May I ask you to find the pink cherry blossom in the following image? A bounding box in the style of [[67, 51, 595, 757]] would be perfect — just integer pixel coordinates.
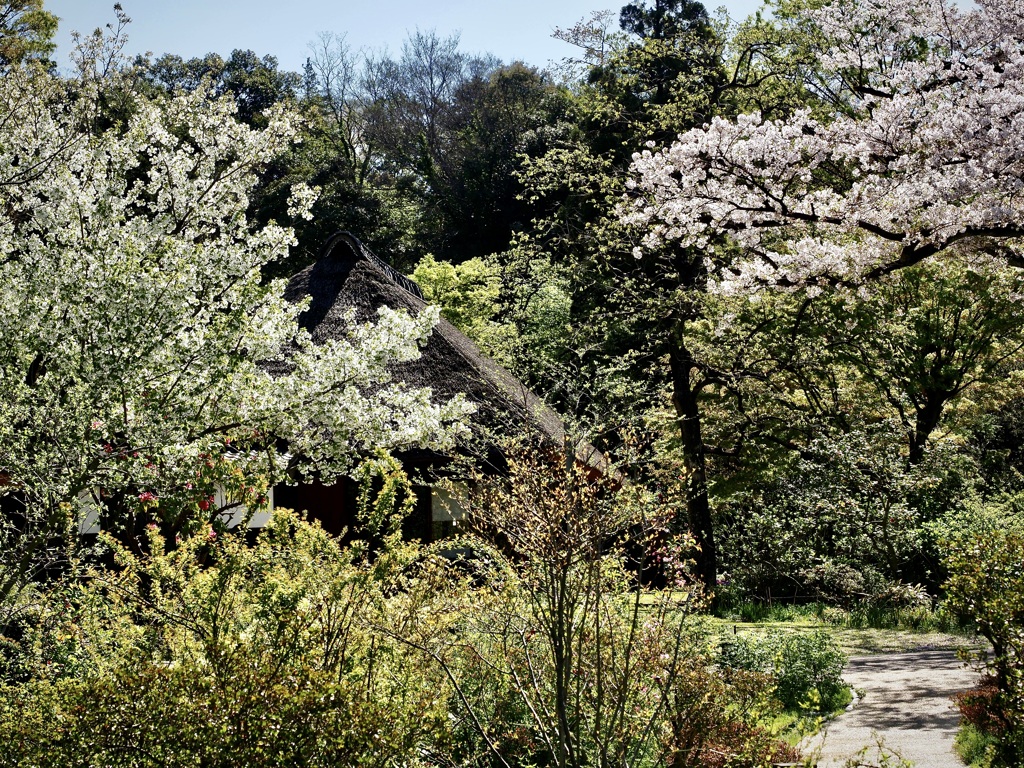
[[622, 0, 1024, 294]]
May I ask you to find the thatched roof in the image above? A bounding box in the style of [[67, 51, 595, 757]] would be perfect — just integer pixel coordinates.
[[283, 232, 583, 467]]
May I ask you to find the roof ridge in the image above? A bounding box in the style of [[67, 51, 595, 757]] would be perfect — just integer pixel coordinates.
[[322, 231, 424, 301], [323, 233, 561, 440]]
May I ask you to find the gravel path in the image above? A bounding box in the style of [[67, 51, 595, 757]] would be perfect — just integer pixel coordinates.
[[802, 649, 983, 767]]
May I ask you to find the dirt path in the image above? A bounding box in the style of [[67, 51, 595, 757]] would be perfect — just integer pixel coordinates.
[[802, 649, 982, 767]]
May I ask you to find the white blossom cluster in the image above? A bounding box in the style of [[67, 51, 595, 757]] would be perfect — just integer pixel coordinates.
[[0, 65, 471, 529], [621, 0, 1024, 294]]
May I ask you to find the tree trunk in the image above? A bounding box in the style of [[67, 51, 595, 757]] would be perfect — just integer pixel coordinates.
[[668, 338, 717, 594], [909, 393, 947, 465]]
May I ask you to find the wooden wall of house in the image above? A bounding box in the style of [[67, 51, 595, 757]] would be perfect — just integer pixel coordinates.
[[273, 478, 356, 537], [273, 477, 436, 543]]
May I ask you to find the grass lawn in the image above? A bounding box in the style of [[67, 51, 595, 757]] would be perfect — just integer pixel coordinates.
[[712, 618, 977, 656], [707, 599, 982, 656]]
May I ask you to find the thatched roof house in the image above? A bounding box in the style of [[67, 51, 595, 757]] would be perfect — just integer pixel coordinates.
[[284, 231, 565, 453], [273, 232, 591, 541]]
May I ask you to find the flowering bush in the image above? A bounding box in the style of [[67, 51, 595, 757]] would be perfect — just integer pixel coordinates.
[[0, 36, 471, 609]]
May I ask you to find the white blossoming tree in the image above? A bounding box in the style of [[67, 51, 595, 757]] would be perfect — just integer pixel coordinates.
[[0, 54, 470, 604], [623, 0, 1024, 293]]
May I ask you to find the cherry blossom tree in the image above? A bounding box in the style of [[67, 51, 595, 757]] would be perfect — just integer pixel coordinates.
[[0, 55, 470, 604], [623, 0, 1024, 295], [615, 0, 1024, 591]]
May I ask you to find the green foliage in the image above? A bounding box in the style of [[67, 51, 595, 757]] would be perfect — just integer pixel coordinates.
[[717, 600, 825, 624], [841, 595, 963, 633], [954, 679, 1004, 768], [0, 0, 56, 69], [706, 270, 1021, 597], [591, 0, 728, 150], [410, 447, 806, 768], [411, 254, 510, 351], [717, 421, 981, 601], [139, 48, 302, 126], [0, 509, 455, 767], [353, 449, 417, 537], [0, 35, 470, 604], [955, 721, 997, 768], [715, 597, 963, 633], [410, 252, 572, 385], [505, 0, 848, 591], [663, 660, 802, 767], [719, 629, 848, 711], [0, 664, 426, 768], [943, 525, 1024, 766], [970, 398, 1024, 497], [450, 449, 696, 768], [8, 2, 1024, 762], [360, 36, 565, 266], [1, 456, 817, 768], [827, 262, 1024, 465]]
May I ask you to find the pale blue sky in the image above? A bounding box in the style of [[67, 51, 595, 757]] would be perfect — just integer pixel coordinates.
[[47, 0, 766, 74]]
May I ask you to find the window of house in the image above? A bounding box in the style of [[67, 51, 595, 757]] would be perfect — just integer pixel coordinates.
[[77, 490, 101, 535], [216, 485, 274, 529], [431, 484, 468, 542]]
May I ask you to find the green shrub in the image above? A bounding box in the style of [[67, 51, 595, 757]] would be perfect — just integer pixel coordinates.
[[664, 662, 801, 768], [944, 526, 1024, 767], [433, 448, 807, 768], [0, 509, 457, 768], [716, 599, 825, 624], [0, 662, 435, 768], [952, 678, 1002, 766], [956, 721, 998, 768], [775, 630, 848, 710], [0, 453, 821, 768], [719, 629, 848, 711]]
